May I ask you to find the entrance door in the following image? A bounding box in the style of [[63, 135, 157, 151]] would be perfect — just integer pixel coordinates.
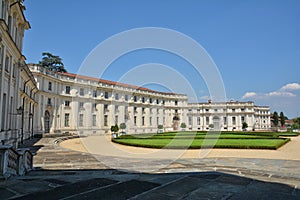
[[44, 111, 50, 133]]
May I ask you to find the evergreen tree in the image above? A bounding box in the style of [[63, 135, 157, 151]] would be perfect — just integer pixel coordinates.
[[280, 112, 285, 127], [39, 52, 67, 72], [273, 112, 279, 127]]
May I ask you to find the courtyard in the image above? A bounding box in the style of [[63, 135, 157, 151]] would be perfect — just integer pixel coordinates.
[[0, 134, 299, 199]]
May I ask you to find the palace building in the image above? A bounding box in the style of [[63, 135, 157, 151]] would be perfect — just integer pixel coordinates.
[[0, 0, 37, 147], [28, 64, 271, 136], [0, 0, 271, 148]]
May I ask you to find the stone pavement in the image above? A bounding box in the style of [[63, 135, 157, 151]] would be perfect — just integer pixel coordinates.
[[0, 137, 299, 199]]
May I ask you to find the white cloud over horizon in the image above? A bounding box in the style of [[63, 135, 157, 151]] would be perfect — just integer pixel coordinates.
[[241, 83, 300, 118], [280, 83, 300, 91]]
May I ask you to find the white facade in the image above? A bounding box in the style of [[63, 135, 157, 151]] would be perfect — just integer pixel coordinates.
[[29, 64, 188, 135], [0, 0, 37, 147], [187, 101, 271, 131], [29, 64, 271, 135]]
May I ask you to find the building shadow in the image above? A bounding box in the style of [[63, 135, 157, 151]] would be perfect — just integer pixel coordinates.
[[1, 169, 299, 200]]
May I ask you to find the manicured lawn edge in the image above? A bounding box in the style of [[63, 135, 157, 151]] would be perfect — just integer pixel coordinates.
[[112, 138, 290, 150]]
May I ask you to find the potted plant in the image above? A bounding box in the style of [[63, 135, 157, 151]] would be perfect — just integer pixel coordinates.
[[180, 122, 187, 131], [120, 123, 126, 135]]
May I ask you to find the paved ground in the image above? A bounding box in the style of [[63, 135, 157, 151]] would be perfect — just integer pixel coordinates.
[[0, 136, 300, 199], [60, 135, 300, 160]]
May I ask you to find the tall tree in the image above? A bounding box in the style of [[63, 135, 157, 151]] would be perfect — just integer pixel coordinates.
[[39, 52, 67, 72], [280, 112, 285, 127], [273, 112, 279, 127]]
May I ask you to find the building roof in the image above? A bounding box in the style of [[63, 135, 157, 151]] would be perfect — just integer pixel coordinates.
[[58, 72, 184, 96]]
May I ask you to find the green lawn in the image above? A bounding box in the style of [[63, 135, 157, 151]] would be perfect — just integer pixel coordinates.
[[112, 131, 293, 150]]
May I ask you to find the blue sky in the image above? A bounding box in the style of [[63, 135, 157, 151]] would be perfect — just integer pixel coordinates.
[[23, 0, 300, 118]]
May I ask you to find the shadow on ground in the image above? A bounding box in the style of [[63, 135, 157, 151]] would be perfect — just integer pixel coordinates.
[[0, 169, 299, 200]]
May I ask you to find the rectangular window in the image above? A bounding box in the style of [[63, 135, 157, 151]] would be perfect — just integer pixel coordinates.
[[65, 100, 70, 107], [48, 82, 52, 91], [149, 98, 152, 103], [197, 117, 201, 125], [232, 117, 236, 125], [142, 116, 145, 126], [79, 114, 84, 126], [150, 117, 152, 126], [224, 117, 227, 125], [80, 88, 84, 96], [142, 107, 145, 114], [156, 99, 159, 104], [125, 95, 128, 101], [241, 116, 245, 122], [134, 96, 137, 102], [115, 105, 119, 113], [134, 116, 137, 126], [232, 109, 236, 112], [64, 113, 70, 127], [12, 63, 16, 77], [5, 56, 9, 72], [104, 115, 108, 126], [79, 102, 84, 109], [206, 117, 209, 125], [205, 109, 209, 112], [134, 107, 137, 113], [66, 86, 71, 94], [142, 97, 145, 103], [93, 90, 97, 97], [115, 93, 119, 100], [115, 115, 118, 125], [104, 92, 109, 99], [104, 104, 108, 112], [93, 103, 97, 111], [189, 116, 192, 126], [175, 100, 178, 106], [47, 98, 51, 106], [92, 115, 97, 126], [1, 94, 6, 130]]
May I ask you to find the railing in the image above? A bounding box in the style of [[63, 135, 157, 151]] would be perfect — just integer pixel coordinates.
[[0, 145, 33, 179]]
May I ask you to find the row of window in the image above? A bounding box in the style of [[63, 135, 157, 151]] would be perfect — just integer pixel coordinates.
[[53, 84, 170, 104], [63, 113, 163, 128], [188, 116, 246, 126], [64, 101, 167, 116], [188, 108, 251, 113]]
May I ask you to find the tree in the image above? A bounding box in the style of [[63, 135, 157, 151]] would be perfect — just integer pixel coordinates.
[[110, 124, 119, 134], [39, 52, 67, 72], [292, 117, 300, 130], [280, 112, 285, 127], [180, 123, 187, 129], [242, 122, 248, 130], [120, 123, 126, 131], [157, 124, 163, 130], [273, 112, 279, 127]]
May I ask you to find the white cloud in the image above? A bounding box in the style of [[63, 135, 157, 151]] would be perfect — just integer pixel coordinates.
[[267, 91, 296, 97], [280, 83, 300, 91], [240, 83, 300, 118], [199, 95, 210, 100], [242, 92, 257, 99]]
